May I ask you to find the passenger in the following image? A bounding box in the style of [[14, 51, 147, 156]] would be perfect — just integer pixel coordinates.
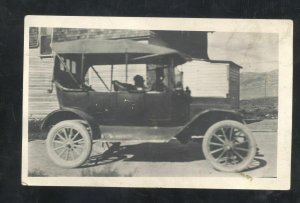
[[151, 76, 168, 92], [175, 81, 183, 91], [133, 75, 146, 91]]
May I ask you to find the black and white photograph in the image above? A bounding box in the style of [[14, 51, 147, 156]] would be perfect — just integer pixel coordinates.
[[22, 16, 292, 189]]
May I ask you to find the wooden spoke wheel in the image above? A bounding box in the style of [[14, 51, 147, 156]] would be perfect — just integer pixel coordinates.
[[202, 120, 256, 172], [46, 120, 92, 168]]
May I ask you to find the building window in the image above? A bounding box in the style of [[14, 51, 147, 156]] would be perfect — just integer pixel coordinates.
[[29, 27, 39, 48], [40, 27, 53, 56]]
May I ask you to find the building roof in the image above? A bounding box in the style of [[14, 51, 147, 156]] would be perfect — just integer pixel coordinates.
[[207, 60, 242, 69], [53, 29, 150, 42], [194, 59, 242, 69]]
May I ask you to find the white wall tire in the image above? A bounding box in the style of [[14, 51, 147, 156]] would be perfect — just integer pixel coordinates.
[[202, 120, 256, 172], [46, 120, 92, 168]]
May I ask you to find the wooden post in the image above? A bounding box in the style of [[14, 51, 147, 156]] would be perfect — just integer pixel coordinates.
[[50, 28, 54, 51], [264, 73, 267, 106], [168, 57, 174, 88], [81, 54, 85, 88], [110, 64, 114, 91], [125, 52, 128, 83]]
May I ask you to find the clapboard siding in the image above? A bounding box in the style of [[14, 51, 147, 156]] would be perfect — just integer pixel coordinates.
[[179, 60, 229, 97], [178, 60, 240, 109], [28, 48, 58, 119]]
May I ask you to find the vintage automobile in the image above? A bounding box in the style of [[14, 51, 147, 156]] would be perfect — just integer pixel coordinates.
[[41, 38, 257, 172]]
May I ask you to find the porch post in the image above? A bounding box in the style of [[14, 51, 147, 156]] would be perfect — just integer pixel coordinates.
[[125, 52, 128, 83], [110, 64, 114, 91], [81, 53, 85, 88], [168, 57, 174, 88]]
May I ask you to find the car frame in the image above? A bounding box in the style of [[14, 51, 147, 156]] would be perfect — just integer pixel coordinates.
[[41, 38, 257, 172]]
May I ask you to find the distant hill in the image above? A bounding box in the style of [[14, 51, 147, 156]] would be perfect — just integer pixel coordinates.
[[240, 69, 278, 100]]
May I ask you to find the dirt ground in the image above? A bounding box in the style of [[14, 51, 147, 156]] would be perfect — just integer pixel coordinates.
[[28, 119, 277, 177]]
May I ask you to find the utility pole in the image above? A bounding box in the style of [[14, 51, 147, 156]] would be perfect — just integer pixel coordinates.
[[264, 72, 267, 106]]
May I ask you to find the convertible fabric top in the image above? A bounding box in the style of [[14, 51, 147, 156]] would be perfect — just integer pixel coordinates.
[[51, 39, 186, 65]]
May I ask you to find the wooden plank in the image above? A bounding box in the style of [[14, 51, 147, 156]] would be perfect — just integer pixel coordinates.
[[29, 105, 58, 110], [180, 60, 229, 97], [29, 69, 53, 73], [29, 85, 53, 88], [29, 99, 57, 103], [29, 59, 54, 63], [29, 106, 58, 111], [29, 89, 54, 93], [29, 107, 58, 112]]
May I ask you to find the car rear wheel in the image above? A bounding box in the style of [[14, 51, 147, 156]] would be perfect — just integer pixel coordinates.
[[202, 120, 256, 172], [46, 120, 92, 168]]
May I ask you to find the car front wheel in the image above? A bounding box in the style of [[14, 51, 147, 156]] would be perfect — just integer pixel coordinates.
[[202, 120, 256, 172]]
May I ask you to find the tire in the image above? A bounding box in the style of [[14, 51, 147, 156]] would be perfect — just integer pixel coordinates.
[[46, 120, 92, 168], [202, 120, 256, 172]]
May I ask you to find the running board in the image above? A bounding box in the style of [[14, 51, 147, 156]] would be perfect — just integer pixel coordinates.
[[99, 125, 183, 142]]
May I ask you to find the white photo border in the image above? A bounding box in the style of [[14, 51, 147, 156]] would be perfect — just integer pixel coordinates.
[[22, 16, 293, 190]]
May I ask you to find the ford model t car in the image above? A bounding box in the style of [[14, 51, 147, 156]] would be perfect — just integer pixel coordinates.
[[41, 38, 256, 172]]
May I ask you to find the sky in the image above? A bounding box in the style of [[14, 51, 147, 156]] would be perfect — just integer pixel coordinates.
[[207, 32, 278, 73]]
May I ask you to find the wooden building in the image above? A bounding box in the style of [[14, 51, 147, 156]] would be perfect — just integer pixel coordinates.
[[28, 28, 241, 119], [178, 60, 241, 117]]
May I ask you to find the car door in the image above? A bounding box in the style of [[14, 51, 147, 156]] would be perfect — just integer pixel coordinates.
[[145, 92, 172, 124], [88, 91, 117, 123], [116, 92, 145, 124]]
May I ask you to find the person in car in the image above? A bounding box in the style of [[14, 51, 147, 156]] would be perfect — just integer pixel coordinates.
[[133, 75, 147, 91], [151, 76, 168, 92]]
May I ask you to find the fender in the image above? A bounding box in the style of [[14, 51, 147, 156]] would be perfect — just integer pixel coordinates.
[[41, 107, 101, 139], [175, 108, 245, 143]]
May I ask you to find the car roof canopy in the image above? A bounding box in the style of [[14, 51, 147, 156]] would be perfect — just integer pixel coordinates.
[[51, 39, 186, 65]]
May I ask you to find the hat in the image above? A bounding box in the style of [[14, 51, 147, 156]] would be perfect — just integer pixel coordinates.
[[134, 75, 144, 82]]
